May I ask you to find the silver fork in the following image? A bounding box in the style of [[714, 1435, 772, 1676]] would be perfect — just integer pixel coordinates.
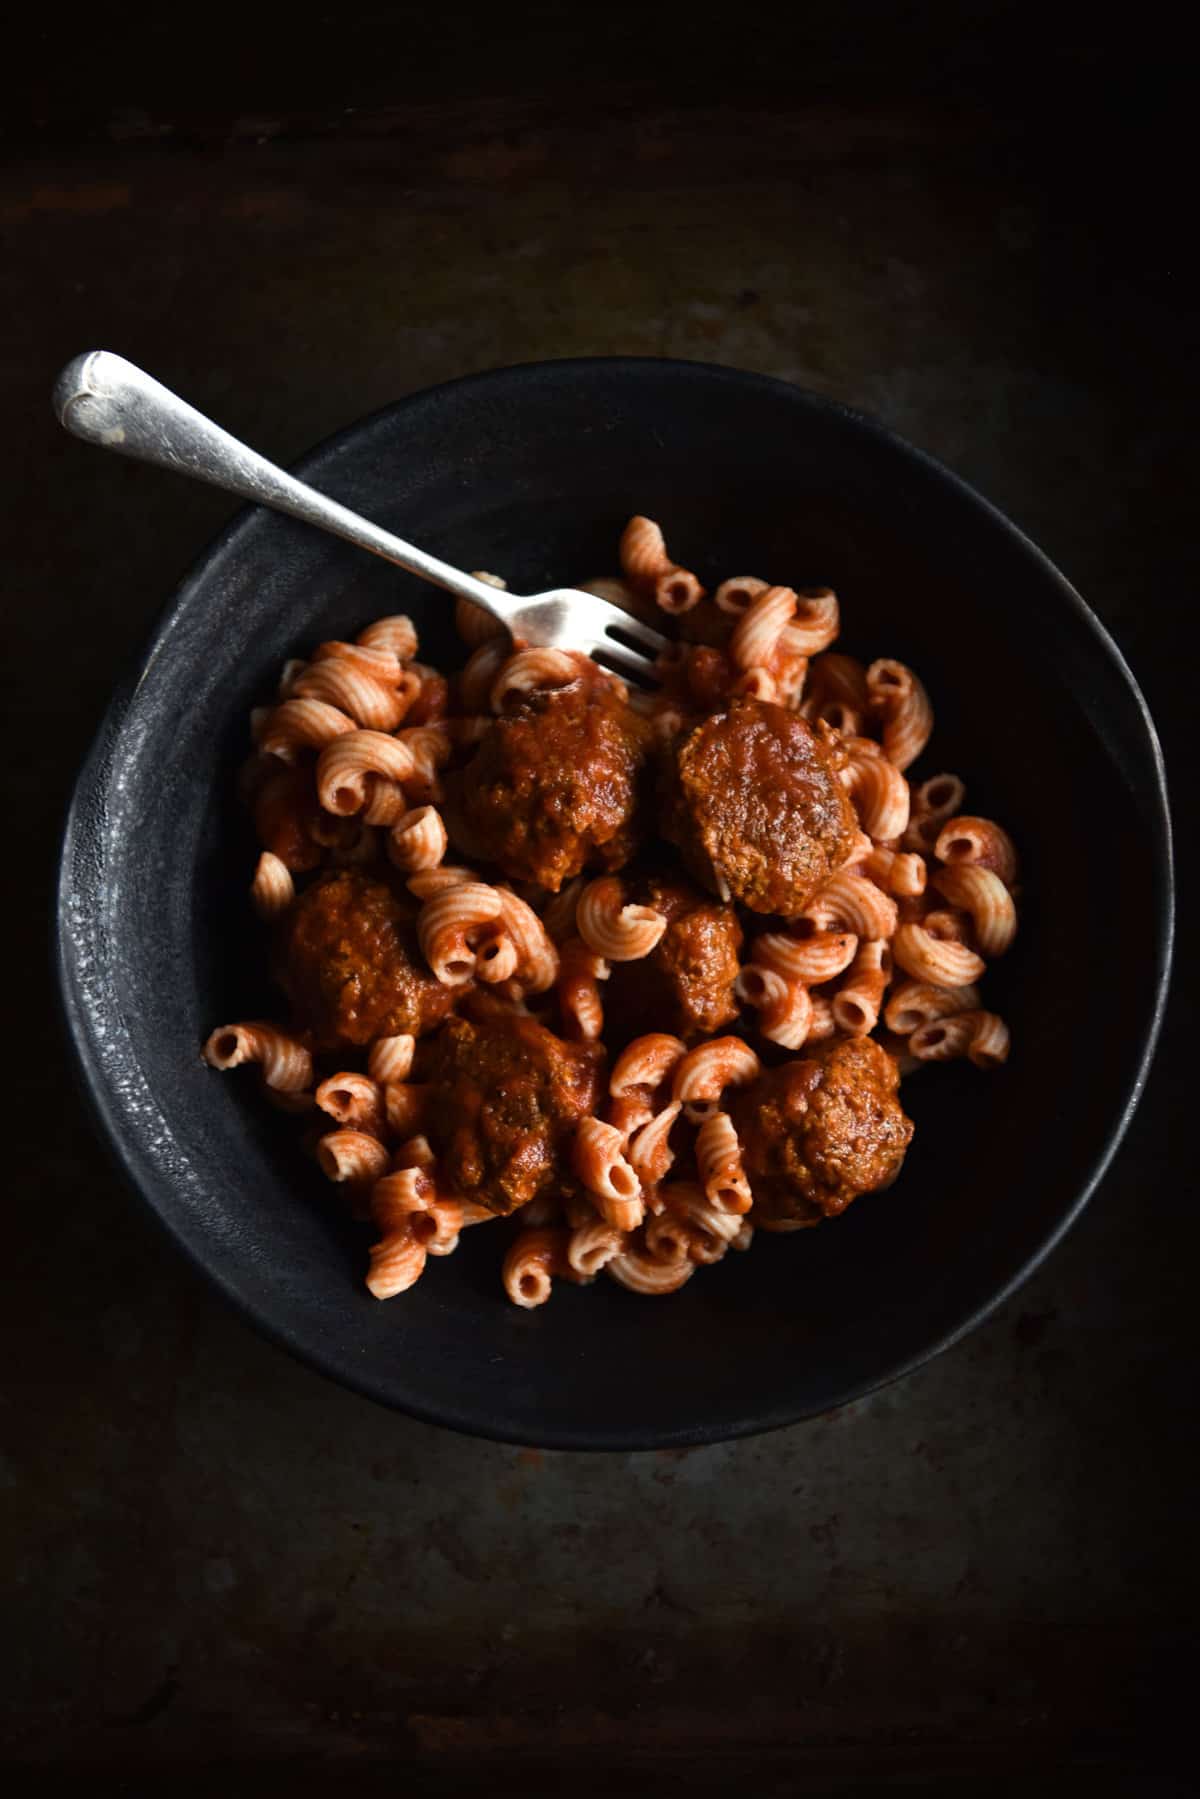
[[52, 351, 670, 686]]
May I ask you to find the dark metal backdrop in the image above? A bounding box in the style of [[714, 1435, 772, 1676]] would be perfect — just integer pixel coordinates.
[[1, 11, 1190, 1790]]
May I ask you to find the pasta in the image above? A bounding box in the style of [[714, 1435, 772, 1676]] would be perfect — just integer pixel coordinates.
[[802, 871, 898, 942], [866, 658, 933, 770], [892, 921, 987, 989], [416, 882, 504, 985], [934, 815, 1019, 887], [883, 980, 982, 1036], [556, 937, 609, 1042], [571, 1118, 644, 1231], [203, 1021, 312, 1094], [619, 515, 705, 614], [607, 1241, 696, 1295], [576, 877, 668, 962], [315, 1072, 384, 1132], [315, 731, 417, 815], [779, 586, 840, 657], [387, 805, 449, 874], [250, 851, 295, 920], [694, 1112, 753, 1215], [734, 963, 813, 1050], [316, 1130, 391, 1187], [932, 864, 1018, 958], [909, 1010, 1011, 1069], [753, 928, 859, 984], [831, 940, 892, 1036], [207, 516, 1020, 1312], [503, 1227, 572, 1308], [257, 697, 356, 762], [357, 614, 418, 663]]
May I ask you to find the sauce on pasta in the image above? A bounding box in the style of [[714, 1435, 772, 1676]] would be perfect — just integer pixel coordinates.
[[204, 519, 1017, 1307]]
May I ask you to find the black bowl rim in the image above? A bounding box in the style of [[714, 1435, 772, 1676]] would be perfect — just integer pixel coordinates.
[[55, 355, 1175, 1449]]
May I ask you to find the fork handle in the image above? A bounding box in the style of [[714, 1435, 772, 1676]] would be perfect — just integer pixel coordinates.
[[52, 351, 512, 618]]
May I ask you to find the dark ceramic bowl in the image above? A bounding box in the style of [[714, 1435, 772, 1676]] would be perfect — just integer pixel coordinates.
[[57, 359, 1173, 1449]]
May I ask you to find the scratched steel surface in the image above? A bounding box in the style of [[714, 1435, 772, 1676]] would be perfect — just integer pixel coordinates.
[[1, 91, 1189, 1792]]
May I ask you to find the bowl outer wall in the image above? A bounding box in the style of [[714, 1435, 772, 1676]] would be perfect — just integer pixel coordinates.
[[56, 358, 1174, 1449]]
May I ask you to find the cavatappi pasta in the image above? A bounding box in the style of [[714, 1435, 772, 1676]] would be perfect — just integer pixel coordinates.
[[205, 516, 1019, 1308]]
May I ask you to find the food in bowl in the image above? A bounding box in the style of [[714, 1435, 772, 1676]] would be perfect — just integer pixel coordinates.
[[204, 515, 1018, 1307]]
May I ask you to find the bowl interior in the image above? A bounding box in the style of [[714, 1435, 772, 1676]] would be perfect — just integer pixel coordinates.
[[58, 360, 1171, 1447]]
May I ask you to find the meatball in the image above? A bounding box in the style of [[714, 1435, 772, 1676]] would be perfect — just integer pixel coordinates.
[[425, 1008, 603, 1215], [731, 1037, 913, 1224], [605, 874, 743, 1042], [447, 673, 651, 891], [278, 868, 452, 1050], [663, 697, 857, 916]]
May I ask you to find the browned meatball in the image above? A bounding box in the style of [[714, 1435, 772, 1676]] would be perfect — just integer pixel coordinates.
[[425, 1008, 603, 1215], [446, 673, 651, 891], [663, 697, 857, 916], [278, 868, 452, 1050], [605, 874, 743, 1042], [731, 1037, 913, 1224]]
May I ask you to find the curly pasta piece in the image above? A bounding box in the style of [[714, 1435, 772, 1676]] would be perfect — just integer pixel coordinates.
[[416, 882, 503, 985], [672, 1037, 761, 1107], [610, 1033, 688, 1099], [734, 963, 813, 1050], [713, 575, 769, 617], [626, 1101, 681, 1189], [316, 1130, 391, 1186], [934, 815, 1019, 887], [883, 980, 981, 1035], [315, 731, 417, 815], [607, 1239, 696, 1295], [406, 863, 479, 900], [730, 585, 797, 672], [733, 666, 779, 703], [372, 1162, 438, 1224], [203, 1021, 312, 1093], [619, 515, 705, 614], [490, 647, 584, 711], [658, 1181, 744, 1263], [456, 577, 508, 647], [842, 748, 911, 841], [503, 1227, 573, 1309], [860, 845, 927, 899], [909, 1010, 1011, 1069], [495, 888, 560, 993], [387, 805, 448, 874], [892, 921, 986, 989], [557, 937, 609, 1042], [367, 1034, 415, 1083], [779, 586, 840, 658], [932, 864, 1017, 957], [831, 940, 892, 1036], [571, 1118, 644, 1231], [366, 1228, 427, 1299], [458, 638, 511, 713], [866, 659, 933, 771], [576, 877, 668, 962], [315, 1072, 385, 1132], [566, 1219, 627, 1279], [408, 1199, 464, 1257], [294, 653, 416, 732], [803, 871, 898, 941], [257, 697, 357, 763], [250, 851, 295, 920], [695, 1111, 754, 1215], [357, 615, 418, 663], [753, 928, 858, 984], [807, 994, 837, 1042]]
